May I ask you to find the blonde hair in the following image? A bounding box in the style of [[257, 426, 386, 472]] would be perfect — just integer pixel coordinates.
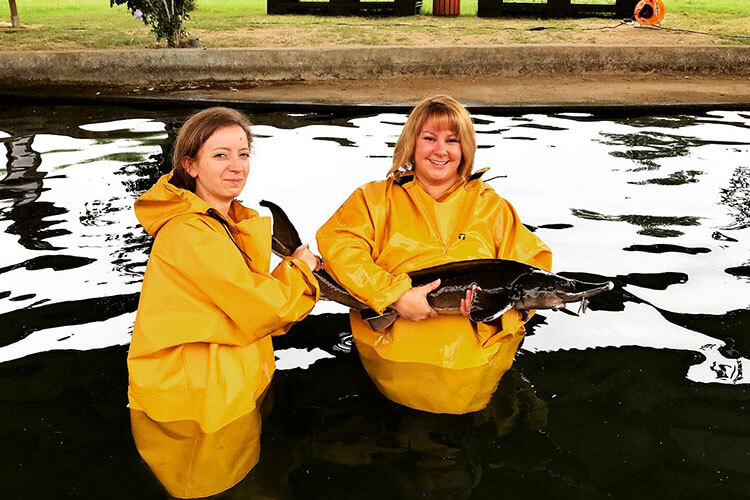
[[388, 95, 476, 182], [169, 107, 253, 192]]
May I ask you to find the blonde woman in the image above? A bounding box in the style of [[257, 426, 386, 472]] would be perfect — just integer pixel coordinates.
[[128, 107, 320, 498], [317, 96, 552, 414]]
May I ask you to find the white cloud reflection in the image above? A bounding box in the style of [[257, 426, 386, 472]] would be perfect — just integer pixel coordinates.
[[0, 111, 748, 380]]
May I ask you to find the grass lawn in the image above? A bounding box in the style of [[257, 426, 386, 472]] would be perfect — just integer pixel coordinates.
[[0, 0, 748, 49]]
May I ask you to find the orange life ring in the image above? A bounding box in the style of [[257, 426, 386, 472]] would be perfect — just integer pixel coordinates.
[[634, 0, 665, 26]]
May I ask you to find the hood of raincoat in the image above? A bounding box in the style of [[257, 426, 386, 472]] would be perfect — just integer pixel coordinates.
[[135, 173, 258, 237]]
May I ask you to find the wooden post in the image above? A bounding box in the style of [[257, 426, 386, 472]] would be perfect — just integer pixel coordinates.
[[8, 0, 20, 28]]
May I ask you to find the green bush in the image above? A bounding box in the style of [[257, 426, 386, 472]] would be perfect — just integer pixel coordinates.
[[109, 0, 195, 47]]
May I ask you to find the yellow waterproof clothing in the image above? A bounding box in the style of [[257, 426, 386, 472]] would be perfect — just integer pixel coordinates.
[[128, 173, 319, 498], [317, 173, 551, 414]]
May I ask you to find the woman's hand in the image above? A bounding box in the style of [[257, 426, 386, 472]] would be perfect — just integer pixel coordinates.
[[292, 244, 322, 272], [390, 279, 441, 321], [459, 285, 478, 320]]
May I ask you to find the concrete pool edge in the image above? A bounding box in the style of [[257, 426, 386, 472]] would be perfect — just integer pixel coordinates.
[[3, 89, 750, 115], [3, 73, 749, 113], [2, 45, 750, 87]]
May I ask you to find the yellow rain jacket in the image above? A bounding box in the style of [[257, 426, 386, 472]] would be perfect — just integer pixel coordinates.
[[128, 173, 319, 498], [317, 172, 551, 414]]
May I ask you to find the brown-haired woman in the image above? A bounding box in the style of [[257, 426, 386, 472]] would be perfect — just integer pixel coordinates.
[[317, 95, 552, 414], [128, 107, 320, 498]]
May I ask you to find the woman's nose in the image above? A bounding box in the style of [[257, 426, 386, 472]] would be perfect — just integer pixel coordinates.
[[228, 156, 244, 171]]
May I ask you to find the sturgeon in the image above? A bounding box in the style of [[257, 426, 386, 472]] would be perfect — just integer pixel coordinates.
[[260, 200, 614, 331]]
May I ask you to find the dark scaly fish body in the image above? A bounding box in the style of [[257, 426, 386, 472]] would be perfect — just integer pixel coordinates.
[[410, 260, 613, 323], [260, 200, 614, 331], [312, 267, 371, 310]]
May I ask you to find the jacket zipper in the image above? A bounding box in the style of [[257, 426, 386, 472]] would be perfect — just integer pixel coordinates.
[[207, 209, 253, 262], [410, 183, 476, 255]]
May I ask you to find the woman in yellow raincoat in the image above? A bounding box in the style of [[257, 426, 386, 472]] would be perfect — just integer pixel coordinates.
[[128, 107, 320, 498], [317, 96, 552, 415]]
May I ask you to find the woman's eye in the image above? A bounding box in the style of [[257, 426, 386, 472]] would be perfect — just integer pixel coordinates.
[[423, 136, 435, 141], [240, 152, 250, 158], [213, 153, 227, 158], [447, 138, 459, 143]]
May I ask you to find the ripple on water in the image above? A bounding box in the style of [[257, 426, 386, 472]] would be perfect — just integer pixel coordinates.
[[725, 266, 750, 280], [0, 255, 95, 274], [623, 244, 712, 255], [0, 105, 749, 497]]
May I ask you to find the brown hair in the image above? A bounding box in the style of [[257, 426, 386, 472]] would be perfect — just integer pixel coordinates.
[[388, 95, 476, 182], [169, 107, 253, 192]]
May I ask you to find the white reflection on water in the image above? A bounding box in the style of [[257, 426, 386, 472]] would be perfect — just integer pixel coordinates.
[[0, 312, 133, 364], [275, 347, 335, 370], [79, 118, 166, 133], [0, 133, 160, 316], [0, 110, 748, 382], [523, 304, 749, 386]]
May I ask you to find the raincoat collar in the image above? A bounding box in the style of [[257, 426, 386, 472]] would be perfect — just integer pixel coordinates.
[[135, 173, 258, 237], [393, 168, 489, 190], [395, 169, 491, 254]]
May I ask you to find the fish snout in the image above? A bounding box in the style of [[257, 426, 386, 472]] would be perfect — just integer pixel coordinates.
[[556, 280, 615, 303], [515, 289, 567, 311]]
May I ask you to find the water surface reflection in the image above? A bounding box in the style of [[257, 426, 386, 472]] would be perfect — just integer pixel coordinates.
[[0, 105, 748, 498]]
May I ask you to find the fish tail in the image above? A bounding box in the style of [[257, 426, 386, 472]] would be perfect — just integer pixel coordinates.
[[260, 200, 304, 257], [360, 309, 399, 331]]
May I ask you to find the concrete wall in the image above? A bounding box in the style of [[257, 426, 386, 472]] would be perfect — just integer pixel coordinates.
[[2, 45, 750, 87]]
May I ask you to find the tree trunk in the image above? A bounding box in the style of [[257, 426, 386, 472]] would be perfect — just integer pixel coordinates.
[[9, 0, 20, 28]]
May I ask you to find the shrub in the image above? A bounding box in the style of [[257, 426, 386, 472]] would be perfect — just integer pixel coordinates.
[[110, 0, 196, 47]]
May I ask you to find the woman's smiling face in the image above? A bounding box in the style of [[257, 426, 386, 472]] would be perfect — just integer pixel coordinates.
[[413, 116, 462, 192], [185, 124, 250, 210]]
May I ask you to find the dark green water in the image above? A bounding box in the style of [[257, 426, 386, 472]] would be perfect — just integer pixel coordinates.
[[0, 105, 748, 499]]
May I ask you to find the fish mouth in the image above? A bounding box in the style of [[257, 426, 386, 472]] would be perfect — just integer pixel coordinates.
[[556, 281, 614, 302]]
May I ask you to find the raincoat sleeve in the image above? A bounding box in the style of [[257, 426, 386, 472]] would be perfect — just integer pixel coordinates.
[[316, 187, 412, 313], [153, 217, 320, 346], [477, 195, 553, 347], [268, 256, 320, 337]]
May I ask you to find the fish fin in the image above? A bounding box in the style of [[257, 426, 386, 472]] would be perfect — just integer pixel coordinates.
[[366, 314, 399, 332], [360, 309, 398, 332], [359, 308, 380, 320], [469, 288, 513, 324], [578, 297, 589, 314], [260, 200, 303, 257], [557, 307, 579, 317], [483, 315, 505, 328]]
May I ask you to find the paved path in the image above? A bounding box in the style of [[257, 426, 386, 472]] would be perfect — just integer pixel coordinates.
[[2, 46, 749, 107]]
